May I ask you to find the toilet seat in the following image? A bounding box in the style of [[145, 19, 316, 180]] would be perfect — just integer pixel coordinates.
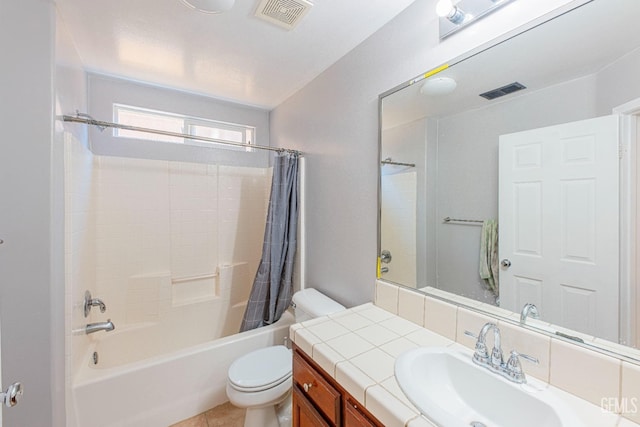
[[228, 345, 292, 392]]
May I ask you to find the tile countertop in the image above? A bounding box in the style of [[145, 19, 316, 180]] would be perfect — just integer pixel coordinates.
[[289, 303, 639, 427]]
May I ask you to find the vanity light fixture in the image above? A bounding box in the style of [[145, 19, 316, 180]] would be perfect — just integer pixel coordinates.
[[436, 0, 468, 25], [180, 0, 235, 14], [437, 0, 517, 39]]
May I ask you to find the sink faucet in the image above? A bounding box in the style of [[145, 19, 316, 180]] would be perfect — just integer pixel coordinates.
[[472, 322, 503, 368], [466, 322, 539, 384], [86, 319, 115, 335], [520, 303, 540, 324]]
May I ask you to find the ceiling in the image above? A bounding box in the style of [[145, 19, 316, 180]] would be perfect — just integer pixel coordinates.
[[56, 0, 417, 109], [382, 0, 640, 129]]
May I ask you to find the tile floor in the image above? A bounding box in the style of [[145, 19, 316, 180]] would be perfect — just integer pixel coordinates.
[[170, 402, 245, 427]]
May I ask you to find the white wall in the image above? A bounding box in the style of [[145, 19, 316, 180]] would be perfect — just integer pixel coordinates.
[[270, 0, 580, 306], [0, 0, 63, 425]]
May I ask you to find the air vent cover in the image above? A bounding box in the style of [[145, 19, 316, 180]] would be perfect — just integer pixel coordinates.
[[255, 0, 313, 30], [480, 82, 526, 100]]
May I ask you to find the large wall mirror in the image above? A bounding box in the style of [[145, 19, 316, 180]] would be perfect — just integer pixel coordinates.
[[379, 0, 640, 358]]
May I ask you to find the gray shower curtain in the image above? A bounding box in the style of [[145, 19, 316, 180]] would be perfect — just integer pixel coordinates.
[[240, 152, 299, 332]]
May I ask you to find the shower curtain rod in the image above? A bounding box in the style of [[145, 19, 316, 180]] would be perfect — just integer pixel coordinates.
[[62, 113, 302, 155]]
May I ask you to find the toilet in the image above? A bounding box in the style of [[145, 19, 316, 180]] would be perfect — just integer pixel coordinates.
[[226, 288, 346, 427]]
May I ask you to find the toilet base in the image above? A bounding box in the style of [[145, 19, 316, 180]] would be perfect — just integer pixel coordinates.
[[242, 391, 291, 427], [244, 405, 279, 427]]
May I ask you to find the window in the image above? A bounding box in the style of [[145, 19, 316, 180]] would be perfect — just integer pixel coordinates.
[[113, 104, 256, 150]]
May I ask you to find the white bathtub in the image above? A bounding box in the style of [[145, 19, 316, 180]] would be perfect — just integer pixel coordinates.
[[72, 310, 294, 427]]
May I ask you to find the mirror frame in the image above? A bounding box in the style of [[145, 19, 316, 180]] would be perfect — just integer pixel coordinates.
[[377, 0, 640, 364]]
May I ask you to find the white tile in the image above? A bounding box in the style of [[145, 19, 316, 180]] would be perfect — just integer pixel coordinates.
[[379, 337, 419, 359], [335, 361, 377, 404], [326, 333, 376, 360], [365, 385, 419, 427], [312, 343, 345, 378], [380, 377, 419, 412], [550, 338, 621, 407], [424, 296, 457, 340], [350, 303, 374, 312], [375, 281, 399, 314], [405, 328, 455, 348], [397, 288, 425, 326], [289, 323, 304, 341], [498, 319, 551, 382], [546, 383, 620, 427], [351, 348, 396, 383], [329, 312, 374, 331], [407, 415, 438, 427], [357, 323, 401, 346], [300, 316, 329, 328], [379, 316, 422, 336], [456, 307, 495, 350], [294, 328, 322, 356], [621, 362, 640, 424], [305, 319, 350, 341], [357, 305, 396, 323]]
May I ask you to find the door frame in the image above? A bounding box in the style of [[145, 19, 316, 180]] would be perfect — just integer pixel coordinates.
[[614, 98, 640, 347]]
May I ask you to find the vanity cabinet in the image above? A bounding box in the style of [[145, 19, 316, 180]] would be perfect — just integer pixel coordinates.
[[292, 344, 383, 427]]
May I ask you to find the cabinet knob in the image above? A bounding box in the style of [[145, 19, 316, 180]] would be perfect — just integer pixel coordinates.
[[303, 382, 313, 392]]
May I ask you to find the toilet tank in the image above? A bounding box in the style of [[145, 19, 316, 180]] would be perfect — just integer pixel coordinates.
[[292, 288, 346, 322]]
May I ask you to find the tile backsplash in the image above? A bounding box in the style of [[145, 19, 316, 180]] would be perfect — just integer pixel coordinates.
[[375, 280, 640, 423]]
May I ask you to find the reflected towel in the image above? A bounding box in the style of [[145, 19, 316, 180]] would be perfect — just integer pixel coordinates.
[[479, 219, 499, 296]]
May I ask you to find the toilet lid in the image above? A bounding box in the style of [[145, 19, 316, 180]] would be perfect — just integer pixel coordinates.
[[228, 345, 292, 391]]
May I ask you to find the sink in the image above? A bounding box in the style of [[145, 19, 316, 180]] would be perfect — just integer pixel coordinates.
[[395, 347, 585, 427]]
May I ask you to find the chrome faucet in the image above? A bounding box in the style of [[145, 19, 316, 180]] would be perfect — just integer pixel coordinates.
[[466, 322, 539, 384], [470, 322, 503, 368], [520, 303, 540, 324], [86, 319, 115, 335]]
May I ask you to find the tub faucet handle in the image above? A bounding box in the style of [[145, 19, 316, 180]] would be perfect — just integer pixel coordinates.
[[84, 290, 107, 317]]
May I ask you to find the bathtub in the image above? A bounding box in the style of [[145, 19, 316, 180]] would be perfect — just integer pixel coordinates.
[[72, 310, 294, 427]]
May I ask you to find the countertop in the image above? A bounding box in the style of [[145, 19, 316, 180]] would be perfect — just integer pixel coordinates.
[[289, 303, 639, 427]]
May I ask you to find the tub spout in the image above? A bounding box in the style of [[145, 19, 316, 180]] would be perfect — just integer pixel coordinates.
[[86, 319, 115, 335]]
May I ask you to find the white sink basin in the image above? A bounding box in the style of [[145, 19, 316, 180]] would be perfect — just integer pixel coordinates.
[[395, 347, 585, 427]]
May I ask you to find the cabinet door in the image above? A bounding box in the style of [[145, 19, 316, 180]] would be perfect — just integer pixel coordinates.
[[344, 398, 378, 427], [293, 350, 341, 424], [293, 386, 331, 427]]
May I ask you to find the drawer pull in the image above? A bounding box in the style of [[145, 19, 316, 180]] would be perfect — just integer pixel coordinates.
[[303, 382, 313, 392]]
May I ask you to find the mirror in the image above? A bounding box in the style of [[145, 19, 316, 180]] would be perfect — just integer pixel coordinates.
[[379, 0, 640, 357]]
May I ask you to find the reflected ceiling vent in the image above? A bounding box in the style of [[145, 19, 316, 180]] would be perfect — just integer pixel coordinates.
[[480, 82, 527, 100], [255, 0, 313, 30]]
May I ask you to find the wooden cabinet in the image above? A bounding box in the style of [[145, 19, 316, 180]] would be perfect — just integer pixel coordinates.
[[292, 344, 383, 427]]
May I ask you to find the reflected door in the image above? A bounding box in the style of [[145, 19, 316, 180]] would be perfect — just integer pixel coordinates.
[[499, 115, 619, 341]]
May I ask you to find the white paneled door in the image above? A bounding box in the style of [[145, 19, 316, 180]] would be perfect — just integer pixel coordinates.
[[499, 115, 619, 341]]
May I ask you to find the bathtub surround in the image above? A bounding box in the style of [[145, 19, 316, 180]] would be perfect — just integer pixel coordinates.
[[64, 150, 273, 425], [241, 152, 299, 331]]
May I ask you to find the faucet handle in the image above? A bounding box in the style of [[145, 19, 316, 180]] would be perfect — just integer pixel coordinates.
[[506, 350, 539, 383], [464, 330, 490, 362]]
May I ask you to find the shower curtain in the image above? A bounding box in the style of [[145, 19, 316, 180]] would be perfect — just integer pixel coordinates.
[[240, 152, 299, 332]]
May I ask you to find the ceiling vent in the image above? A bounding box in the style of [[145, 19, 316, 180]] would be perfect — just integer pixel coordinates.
[[255, 0, 313, 30], [479, 82, 527, 100]]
